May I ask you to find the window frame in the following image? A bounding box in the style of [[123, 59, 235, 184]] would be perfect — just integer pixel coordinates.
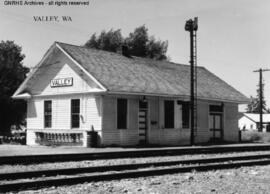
[[44, 100, 52, 128], [71, 99, 80, 128], [117, 98, 128, 129]]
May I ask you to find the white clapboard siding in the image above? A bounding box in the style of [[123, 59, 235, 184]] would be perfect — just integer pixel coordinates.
[[158, 98, 164, 129], [102, 96, 116, 130], [101, 96, 139, 146], [85, 96, 102, 131], [102, 96, 117, 145], [102, 130, 121, 145], [119, 130, 139, 145], [53, 96, 71, 129], [149, 98, 189, 145], [128, 98, 138, 131], [195, 101, 211, 143], [26, 94, 102, 132], [148, 129, 190, 145], [224, 103, 239, 142], [175, 102, 182, 129], [101, 95, 240, 146], [27, 99, 43, 129], [30, 51, 101, 96], [149, 97, 159, 130]]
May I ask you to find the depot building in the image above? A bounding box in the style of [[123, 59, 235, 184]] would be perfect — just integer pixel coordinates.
[[13, 42, 249, 147]]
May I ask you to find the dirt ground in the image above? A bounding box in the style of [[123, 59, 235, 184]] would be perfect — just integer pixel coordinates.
[[15, 165, 270, 194], [0, 144, 132, 156]]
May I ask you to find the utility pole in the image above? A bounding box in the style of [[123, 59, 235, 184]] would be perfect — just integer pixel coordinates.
[[253, 68, 270, 132], [185, 17, 198, 145]]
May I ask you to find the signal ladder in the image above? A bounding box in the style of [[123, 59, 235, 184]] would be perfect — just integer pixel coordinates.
[[193, 30, 198, 137]]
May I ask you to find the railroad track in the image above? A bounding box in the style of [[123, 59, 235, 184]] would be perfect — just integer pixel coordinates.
[[1, 153, 270, 192], [1, 144, 270, 165]]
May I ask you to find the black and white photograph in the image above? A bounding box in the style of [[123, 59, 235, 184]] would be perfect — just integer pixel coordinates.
[[0, 0, 270, 193]]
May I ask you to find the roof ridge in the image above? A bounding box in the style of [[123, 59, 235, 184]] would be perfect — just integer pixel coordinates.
[[55, 41, 205, 68], [56, 41, 125, 55]]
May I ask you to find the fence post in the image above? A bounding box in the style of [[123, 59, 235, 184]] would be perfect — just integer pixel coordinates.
[[239, 130, 242, 142]]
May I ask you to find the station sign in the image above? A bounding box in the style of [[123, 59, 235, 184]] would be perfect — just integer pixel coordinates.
[[50, 77, 73, 87]]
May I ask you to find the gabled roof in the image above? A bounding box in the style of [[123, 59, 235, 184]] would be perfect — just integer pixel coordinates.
[[243, 113, 270, 123], [14, 41, 249, 103], [56, 42, 248, 103]]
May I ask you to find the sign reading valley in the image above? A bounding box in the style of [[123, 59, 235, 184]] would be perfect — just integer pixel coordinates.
[[50, 77, 73, 87]]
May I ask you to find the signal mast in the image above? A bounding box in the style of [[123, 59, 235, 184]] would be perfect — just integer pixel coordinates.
[[185, 17, 198, 145]]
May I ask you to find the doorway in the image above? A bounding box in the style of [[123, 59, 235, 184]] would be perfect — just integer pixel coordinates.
[[209, 113, 222, 139], [209, 105, 223, 142]]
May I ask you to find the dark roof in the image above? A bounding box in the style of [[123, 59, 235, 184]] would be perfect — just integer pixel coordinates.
[[57, 42, 249, 103]]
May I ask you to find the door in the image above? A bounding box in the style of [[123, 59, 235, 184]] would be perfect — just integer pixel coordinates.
[[209, 113, 222, 140], [138, 100, 148, 144]]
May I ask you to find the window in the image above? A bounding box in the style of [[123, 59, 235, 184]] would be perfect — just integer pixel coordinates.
[[44, 100, 52, 128], [117, 98, 127, 129], [164, 100, 174, 128], [177, 101, 190, 128], [182, 102, 190, 128], [71, 99, 80, 128]]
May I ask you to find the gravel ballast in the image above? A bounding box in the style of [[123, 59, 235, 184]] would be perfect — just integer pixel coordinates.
[[1, 151, 270, 173], [12, 165, 270, 194]]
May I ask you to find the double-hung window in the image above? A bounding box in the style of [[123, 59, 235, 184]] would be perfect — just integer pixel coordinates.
[[71, 99, 80, 128], [44, 100, 52, 128]]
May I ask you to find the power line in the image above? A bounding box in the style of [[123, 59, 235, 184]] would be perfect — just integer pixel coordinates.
[[253, 68, 270, 132]]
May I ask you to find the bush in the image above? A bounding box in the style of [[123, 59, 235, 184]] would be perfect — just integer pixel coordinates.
[[249, 133, 261, 142], [241, 131, 270, 143], [0, 132, 26, 145]]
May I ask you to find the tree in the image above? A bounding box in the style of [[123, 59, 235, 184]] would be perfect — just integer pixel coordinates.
[[146, 36, 168, 60], [125, 25, 149, 57], [85, 29, 123, 52], [246, 81, 269, 113], [84, 33, 99, 49], [0, 41, 29, 135], [84, 25, 168, 60]]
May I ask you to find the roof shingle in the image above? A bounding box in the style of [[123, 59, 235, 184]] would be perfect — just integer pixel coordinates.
[[57, 42, 249, 103]]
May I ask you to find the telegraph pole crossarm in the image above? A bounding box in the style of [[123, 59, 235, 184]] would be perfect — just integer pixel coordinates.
[[253, 68, 270, 132]]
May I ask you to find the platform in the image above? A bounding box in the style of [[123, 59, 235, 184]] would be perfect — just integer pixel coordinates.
[[0, 143, 270, 157]]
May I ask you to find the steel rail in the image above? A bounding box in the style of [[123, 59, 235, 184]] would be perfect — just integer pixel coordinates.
[[1, 158, 270, 192], [1, 153, 270, 181], [1, 144, 270, 165]]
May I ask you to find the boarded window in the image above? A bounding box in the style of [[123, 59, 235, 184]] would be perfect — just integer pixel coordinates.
[[71, 99, 80, 128], [44, 100, 52, 128], [117, 98, 127, 129], [182, 102, 190, 128], [164, 100, 174, 128]]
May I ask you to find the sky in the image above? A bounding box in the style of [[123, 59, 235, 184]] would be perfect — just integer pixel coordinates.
[[1, 0, 270, 110]]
